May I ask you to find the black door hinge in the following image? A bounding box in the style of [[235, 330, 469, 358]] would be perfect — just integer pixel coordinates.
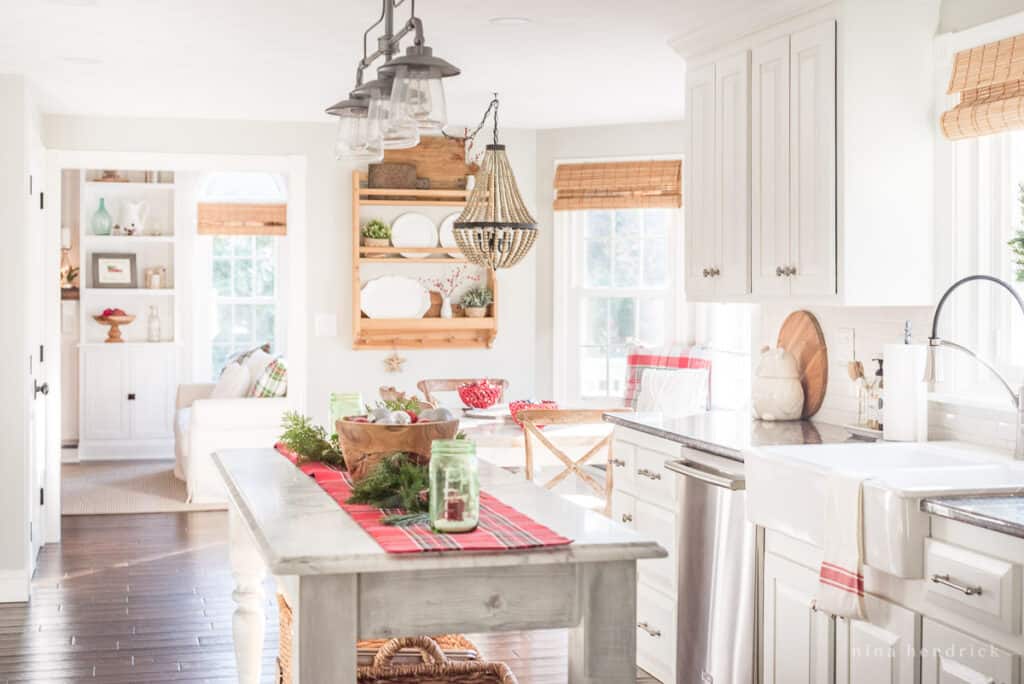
[[28, 175, 32, 196], [40, 488, 44, 506], [39, 345, 44, 364], [40, 191, 44, 210]]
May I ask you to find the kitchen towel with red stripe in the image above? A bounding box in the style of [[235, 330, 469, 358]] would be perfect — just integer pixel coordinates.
[[814, 470, 867, 619], [275, 444, 573, 554]]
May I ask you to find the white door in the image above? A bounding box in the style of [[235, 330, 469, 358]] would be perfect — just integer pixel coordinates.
[[685, 62, 717, 300], [128, 349, 175, 439], [26, 160, 47, 563], [921, 618, 1018, 683], [789, 20, 837, 297], [751, 36, 792, 297], [763, 553, 834, 684], [714, 50, 751, 298], [82, 349, 130, 441], [836, 594, 918, 684]]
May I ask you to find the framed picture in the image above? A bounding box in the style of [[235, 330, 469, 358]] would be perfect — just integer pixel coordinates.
[[92, 253, 137, 288]]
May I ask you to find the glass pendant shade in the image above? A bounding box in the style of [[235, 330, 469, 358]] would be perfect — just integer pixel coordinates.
[[357, 76, 419, 150], [454, 144, 538, 270], [328, 95, 382, 162], [389, 66, 447, 132]]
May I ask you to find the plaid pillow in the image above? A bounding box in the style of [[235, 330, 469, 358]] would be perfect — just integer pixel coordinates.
[[624, 345, 712, 408], [250, 358, 287, 398]]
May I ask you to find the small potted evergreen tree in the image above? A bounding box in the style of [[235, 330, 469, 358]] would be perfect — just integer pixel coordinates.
[[460, 287, 493, 318]]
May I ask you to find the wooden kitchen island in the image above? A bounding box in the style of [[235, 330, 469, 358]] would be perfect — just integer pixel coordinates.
[[213, 448, 665, 684]]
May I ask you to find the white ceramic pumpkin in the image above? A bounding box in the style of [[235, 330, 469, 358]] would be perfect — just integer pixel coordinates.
[[752, 347, 805, 421]]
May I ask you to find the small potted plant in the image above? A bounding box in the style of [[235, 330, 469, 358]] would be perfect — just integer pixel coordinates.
[[362, 219, 391, 256], [461, 287, 493, 318]]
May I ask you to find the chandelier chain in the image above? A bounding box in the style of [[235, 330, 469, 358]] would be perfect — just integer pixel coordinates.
[[444, 94, 501, 151]]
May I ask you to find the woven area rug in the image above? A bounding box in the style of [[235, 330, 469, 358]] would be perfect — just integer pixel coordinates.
[[62, 461, 226, 515]]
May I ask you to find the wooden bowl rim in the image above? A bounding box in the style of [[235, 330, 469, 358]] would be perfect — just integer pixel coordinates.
[[93, 314, 136, 323]]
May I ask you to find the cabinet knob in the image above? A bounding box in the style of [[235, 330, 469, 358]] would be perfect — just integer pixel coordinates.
[[712, 267, 721, 277], [776, 266, 785, 277], [637, 621, 662, 638], [786, 265, 797, 276], [612, 458, 626, 468], [621, 513, 633, 523], [702, 268, 711, 278], [127, 393, 136, 401]]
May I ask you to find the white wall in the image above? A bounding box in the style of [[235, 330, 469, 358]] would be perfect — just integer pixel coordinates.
[[43, 116, 538, 427], [939, 0, 1024, 33], [533, 121, 687, 398], [0, 74, 40, 600]]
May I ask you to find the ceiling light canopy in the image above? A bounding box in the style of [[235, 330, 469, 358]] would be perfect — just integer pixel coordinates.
[[325, 0, 460, 162]]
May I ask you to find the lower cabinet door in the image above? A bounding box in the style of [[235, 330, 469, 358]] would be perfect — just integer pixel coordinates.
[[921, 618, 1019, 684], [762, 553, 834, 684], [81, 348, 130, 441], [128, 349, 176, 440], [836, 594, 918, 684], [637, 583, 676, 684], [612, 490, 635, 529], [634, 500, 677, 596]]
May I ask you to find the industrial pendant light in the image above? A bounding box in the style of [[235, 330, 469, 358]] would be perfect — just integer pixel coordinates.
[[452, 96, 538, 270], [325, 0, 460, 158]]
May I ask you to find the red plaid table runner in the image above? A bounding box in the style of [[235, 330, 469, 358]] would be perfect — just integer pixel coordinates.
[[275, 444, 573, 554]]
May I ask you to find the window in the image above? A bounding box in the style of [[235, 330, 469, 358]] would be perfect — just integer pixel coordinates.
[[557, 207, 679, 403], [938, 129, 1024, 401], [209, 235, 279, 377]]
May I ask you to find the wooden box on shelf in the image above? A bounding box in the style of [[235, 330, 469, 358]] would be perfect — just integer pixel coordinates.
[[351, 171, 498, 350]]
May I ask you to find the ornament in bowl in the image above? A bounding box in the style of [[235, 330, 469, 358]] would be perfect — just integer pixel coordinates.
[[457, 380, 502, 409], [509, 399, 559, 428], [93, 307, 135, 343], [751, 346, 805, 421]]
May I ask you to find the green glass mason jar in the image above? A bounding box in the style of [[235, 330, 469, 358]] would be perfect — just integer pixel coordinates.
[[329, 392, 364, 427], [429, 439, 480, 533], [91, 198, 113, 236]]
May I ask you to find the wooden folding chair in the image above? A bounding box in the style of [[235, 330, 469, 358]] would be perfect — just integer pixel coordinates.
[[416, 378, 509, 407], [516, 408, 629, 516]]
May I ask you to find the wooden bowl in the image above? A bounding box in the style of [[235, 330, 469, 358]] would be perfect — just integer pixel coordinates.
[[92, 314, 136, 343], [336, 418, 460, 481]]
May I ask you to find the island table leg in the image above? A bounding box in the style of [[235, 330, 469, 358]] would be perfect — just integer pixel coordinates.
[[569, 560, 638, 683], [229, 507, 268, 684], [298, 574, 358, 684]]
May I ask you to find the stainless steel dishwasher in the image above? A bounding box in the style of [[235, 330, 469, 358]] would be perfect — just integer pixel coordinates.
[[666, 447, 758, 684]]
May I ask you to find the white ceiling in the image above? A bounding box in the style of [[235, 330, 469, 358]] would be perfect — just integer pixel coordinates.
[[0, 0, 757, 129]]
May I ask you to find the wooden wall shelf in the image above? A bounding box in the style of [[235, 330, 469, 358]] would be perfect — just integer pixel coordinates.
[[351, 171, 497, 350]]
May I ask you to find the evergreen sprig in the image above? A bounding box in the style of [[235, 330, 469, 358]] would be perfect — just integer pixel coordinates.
[[279, 411, 345, 467], [347, 453, 429, 513]]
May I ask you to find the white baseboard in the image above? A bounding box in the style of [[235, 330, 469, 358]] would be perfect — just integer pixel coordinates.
[[78, 440, 174, 461], [0, 569, 29, 604]]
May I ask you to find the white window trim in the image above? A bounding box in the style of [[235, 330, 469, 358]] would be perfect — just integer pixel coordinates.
[[551, 154, 686, 406]]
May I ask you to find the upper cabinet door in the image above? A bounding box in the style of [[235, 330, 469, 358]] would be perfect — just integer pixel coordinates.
[[714, 51, 751, 298], [751, 36, 791, 298], [685, 62, 717, 300], [789, 20, 836, 297]]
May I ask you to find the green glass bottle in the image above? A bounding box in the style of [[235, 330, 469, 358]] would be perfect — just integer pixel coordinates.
[[429, 439, 480, 533], [91, 198, 113, 236], [329, 392, 364, 427]]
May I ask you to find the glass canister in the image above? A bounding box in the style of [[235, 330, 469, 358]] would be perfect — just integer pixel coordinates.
[[429, 439, 480, 533], [329, 392, 364, 426]]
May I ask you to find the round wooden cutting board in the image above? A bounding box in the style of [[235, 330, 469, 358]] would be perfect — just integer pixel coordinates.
[[777, 310, 828, 419]]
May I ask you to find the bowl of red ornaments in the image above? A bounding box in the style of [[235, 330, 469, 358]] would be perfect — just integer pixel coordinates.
[[457, 380, 503, 409], [509, 399, 559, 427]]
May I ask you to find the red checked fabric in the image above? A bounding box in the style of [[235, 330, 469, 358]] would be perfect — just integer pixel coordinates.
[[623, 345, 712, 408], [275, 444, 573, 554]]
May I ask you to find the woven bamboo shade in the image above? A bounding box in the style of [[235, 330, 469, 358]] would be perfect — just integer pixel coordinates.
[[941, 33, 1024, 140], [197, 203, 287, 236], [553, 160, 681, 210], [454, 144, 537, 270]]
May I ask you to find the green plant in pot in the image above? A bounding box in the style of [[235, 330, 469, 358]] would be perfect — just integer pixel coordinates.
[[461, 287, 493, 318], [362, 219, 391, 256]]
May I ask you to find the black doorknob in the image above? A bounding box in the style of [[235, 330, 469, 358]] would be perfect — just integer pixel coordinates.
[[34, 381, 49, 399]]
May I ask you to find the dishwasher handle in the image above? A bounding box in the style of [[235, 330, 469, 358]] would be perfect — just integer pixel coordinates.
[[666, 458, 745, 490]]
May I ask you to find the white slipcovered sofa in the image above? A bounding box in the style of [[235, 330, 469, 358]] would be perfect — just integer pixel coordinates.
[[174, 383, 287, 504]]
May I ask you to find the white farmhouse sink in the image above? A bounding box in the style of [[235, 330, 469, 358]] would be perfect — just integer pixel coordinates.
[[745, 441, 1024, 578]]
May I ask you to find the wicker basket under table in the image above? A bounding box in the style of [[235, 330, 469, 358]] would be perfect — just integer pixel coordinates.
[[358, 637, 519, 684], [276, 594, 516, 683]]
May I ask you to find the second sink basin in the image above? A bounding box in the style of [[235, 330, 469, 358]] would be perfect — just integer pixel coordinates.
[[746, 441, 1024, 578]]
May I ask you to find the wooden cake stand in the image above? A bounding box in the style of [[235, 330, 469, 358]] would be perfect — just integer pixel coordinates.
[[93, 314, 136, 343]]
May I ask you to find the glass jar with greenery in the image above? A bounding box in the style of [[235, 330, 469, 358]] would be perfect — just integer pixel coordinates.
[[429, 439, 479, 533], [460, 286, 493, 318]]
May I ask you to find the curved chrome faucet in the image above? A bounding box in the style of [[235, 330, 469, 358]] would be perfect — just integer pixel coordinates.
[[925, 274, 1024, 459]]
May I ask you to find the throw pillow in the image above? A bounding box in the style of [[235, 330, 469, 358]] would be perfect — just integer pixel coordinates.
[[222, 343, 272, 374], [250, 358, 288, 398], [624, 345, 712, 408], [210, 363, 251, 399], [242, 349, 274, 395], [635, 368, 710, 417]]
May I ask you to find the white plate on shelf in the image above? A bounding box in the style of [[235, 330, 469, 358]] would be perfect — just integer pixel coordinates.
[[438, 213, 462, 259], [391, 212, 438, 259], [360, 276, 431, 319]]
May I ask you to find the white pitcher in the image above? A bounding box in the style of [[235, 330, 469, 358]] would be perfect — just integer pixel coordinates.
[[121, 201, 150, 235]]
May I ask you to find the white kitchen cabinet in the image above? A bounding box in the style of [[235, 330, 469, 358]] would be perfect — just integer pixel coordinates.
[[685, 62, 718, 301], [921, 619, 1019, 684], [79, 345, 177, 459], [714, 51, 751, 298], [763, 552, 835, 684], [836, 594, 919, 684]]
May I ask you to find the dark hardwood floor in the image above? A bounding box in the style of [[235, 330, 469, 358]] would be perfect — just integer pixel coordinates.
[[0, 512, 659, 683]]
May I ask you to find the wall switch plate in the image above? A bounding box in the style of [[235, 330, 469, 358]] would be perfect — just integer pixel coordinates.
[[314, 313, 337, 338]]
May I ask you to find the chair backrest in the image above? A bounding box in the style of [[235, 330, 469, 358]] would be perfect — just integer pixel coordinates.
[[416, 378, 509, 407]]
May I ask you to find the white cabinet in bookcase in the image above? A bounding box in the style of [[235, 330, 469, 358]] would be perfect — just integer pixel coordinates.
[[80, 345, 177, 459], [611, 428, 678, 684]]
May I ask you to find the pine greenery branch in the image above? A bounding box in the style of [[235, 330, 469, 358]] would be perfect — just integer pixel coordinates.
[[347, 453, 429, 513], [279, 411, 345, 467]]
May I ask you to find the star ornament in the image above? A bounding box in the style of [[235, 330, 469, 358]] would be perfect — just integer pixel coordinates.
[[383, 351, 406, 373]]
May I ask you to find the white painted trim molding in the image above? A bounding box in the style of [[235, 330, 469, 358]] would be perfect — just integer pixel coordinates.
[[0, 569, 30, 604]]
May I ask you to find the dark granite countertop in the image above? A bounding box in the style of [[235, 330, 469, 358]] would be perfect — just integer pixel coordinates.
[[922, 494, 1024, 539], [603, 410, 857, 461]]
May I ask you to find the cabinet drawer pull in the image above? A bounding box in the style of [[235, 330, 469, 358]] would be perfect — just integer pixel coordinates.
[[710, 267, 721, 277], [612, 458, 626, 468], [637, 621, 662, 638], [621, 513, 633, 523], [931, 573, 983, 596], [637, 468, 662, 481]]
